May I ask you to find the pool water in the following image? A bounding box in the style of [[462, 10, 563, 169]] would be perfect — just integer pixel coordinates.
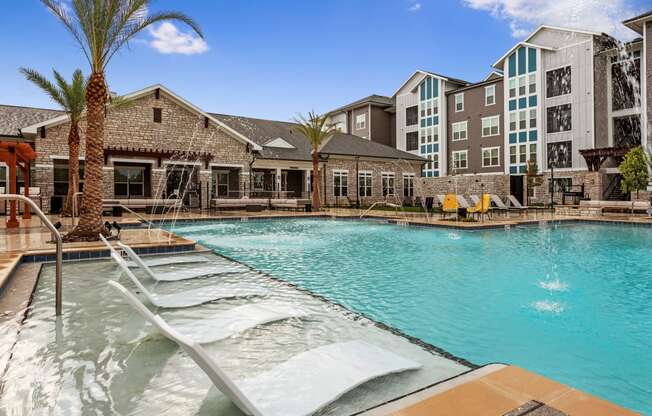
[[169, 218, 652, 414]]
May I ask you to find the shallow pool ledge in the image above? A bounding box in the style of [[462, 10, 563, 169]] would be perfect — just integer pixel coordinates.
[[360, 364, 640, 416]]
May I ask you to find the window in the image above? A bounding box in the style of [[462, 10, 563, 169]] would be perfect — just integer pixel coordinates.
[[482, 116, 500, 137], [613, 115, 641, 147], [53, 160, 85, 196], [114, 165, 145, 198], [509, 79, 516, 98], [482, 147, 500, 167], [153, 108, 162, 123], [406, 106, 418, 126], [403, 174, 415, 197], [0, 165, 6, 191], [548, 140, 573, 169], [611, 55, 641, 111], [333, 170, 348, 197], [452, 150, 468, 169], [529, 143, 537, 165], [518, 76, 526, 96], [406, 132, 418, 151], [485, 85, 496, 106], [546, 66, 571, 97], [432, 97, 439, 115], [382, 173, 395, 196], [212, 170, 230, 197], [355, 114, 366, 130], [454, 93, 464, 112], [334, 122, 344, 132], [509, 112, 517, 131], [529, 109, 537, 128], [358, 172, 372, 197], [547, 104, 572, 133], [528, 74, 537, 94], [452, 121, 468, 141], [519, 110, 527, 130], [549, 177, 572, 193], [509, 146, 517, 164]]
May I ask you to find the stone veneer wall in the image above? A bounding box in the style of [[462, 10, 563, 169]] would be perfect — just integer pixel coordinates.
[[416, 174, 510, 200], [321, 158, 422, 206], [33, 90, 252, 211], [526, 171, 603, 205]]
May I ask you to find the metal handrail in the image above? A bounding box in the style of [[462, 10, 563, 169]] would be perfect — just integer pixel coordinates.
[[1, 194, 63, 316]]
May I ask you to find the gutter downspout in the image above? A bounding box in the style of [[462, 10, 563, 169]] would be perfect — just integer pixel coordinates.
[[249, 149, 258, 198]]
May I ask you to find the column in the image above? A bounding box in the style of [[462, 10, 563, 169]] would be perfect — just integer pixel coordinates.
[[276, 167, 282, 198], [199, 170, 211, 209], [102, 166, 115, 200], [150, 168, 167, 199]]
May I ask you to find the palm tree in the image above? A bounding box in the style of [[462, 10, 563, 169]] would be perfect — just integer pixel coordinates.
[[20, 68, 86, 217], [42, 0, 203, 241], [293, 112, 337, 210]]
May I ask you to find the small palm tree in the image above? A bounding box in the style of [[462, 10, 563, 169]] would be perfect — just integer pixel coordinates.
[[20, 68, 86, 217], [294, 112, 337, 210], [42, 0, 203, 241]]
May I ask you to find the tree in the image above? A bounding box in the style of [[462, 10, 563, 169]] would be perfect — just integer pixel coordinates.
[[618, 146, 649, 199], [20, 68, 86, 217], [293, 112, 337, 210], [42, 0, 202, 241]]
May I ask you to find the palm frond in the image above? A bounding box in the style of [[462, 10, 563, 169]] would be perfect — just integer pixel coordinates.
[[293, 111, 336, 150], [19, 67, 66, 109]]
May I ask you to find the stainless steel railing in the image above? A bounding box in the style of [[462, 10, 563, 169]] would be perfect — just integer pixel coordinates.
[[1, 194, 63, 316]]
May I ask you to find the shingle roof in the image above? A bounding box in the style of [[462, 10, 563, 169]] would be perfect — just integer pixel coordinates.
[[329, 94, 394, 114], [0, 104, 63, 137], [421, 70, 470, 86], [212, 113, 424, 162]]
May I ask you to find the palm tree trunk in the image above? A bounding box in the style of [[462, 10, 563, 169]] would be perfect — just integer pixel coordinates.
[[65, 71, 107, 241], [61, 122, 80, 217], [312, 149, 321, 210]]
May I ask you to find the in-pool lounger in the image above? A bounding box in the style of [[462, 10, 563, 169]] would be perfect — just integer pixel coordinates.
[[125, 253, 209, 268], [108, 249, 268, 308], [109, 280, 422, 416]]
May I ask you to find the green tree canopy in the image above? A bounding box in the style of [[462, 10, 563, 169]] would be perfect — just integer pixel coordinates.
[[618, 146, 649, 198]]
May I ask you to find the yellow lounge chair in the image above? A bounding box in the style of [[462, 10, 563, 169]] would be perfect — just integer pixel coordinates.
[[468, 194, 491, 219], [441, 194, 458, 219]]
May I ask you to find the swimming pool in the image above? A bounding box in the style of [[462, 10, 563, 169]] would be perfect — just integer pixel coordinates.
[[169, 218, 652, 414]]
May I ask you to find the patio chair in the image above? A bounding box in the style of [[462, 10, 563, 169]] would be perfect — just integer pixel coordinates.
[[441, 194, 458, 219], [506, 195, 535, 215], [126, 254, 209, 268], [109, 280, 307, 343], [456, 195, 471, 209], [108, 280, 421, 416], [489, 194, 510, 216], [100, 235, 245, 282], [467, 194, 491, 219]]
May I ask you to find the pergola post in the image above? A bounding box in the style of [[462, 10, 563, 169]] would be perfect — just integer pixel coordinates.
[[22, 161, 31, 219], [6, 148, 19, 228]]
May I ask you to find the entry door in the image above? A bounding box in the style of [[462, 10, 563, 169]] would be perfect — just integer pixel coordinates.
[[510, 175, 524, 204], [214, 170, 229, 197], [167, 166, 198, 203]]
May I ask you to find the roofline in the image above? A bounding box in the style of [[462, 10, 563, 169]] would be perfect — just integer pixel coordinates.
[[623, 11, 652, 34], [392, 70, 454, 97], [492, 41, 556, 69], [329, 95, 393, 114], [524, 24, 603, 43], [21, 84, 262, 151], [445, 77, 503, 95], [483, 70, 503, 81], [320, 151, 425, 162]]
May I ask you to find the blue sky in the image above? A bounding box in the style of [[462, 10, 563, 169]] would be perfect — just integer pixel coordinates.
[[0, 0, 646, 121]]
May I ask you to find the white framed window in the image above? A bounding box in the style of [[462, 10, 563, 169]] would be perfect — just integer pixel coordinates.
[[485, 84, 496, 106], [403, 173, 415, 197], [528, 73, 536, 94], [519, 110, 527, 130], [358, 171, 372, 197], [482, 115, 500, 137], [529, 109, 537, 128], [454, 93, 464, 112], [509, 111, 517, 131], [509, 79, 516, 98], [381, 172, 395, 196], [452, 150, 468, 169], [451, 121, 468, 141], [355, 114, 366, 130], [482, 147, 500, 167], [333, 170, 348, 197], [518, 76, 526, 96]]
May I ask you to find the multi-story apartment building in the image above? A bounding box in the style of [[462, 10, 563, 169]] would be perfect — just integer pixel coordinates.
[[327, 95, 395, 147], [446, 74, 504, 175], [394, 70, 469, 177]]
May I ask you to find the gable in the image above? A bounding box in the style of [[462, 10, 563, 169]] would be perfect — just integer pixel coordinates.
[[526, 27, 594, 49], [264, 137, 295, 149]]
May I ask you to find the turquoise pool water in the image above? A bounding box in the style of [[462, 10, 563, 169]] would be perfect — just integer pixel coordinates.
[[168, 218, 652, 414]]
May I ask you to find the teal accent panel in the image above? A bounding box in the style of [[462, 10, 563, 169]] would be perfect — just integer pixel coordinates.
[[433, 171, 439, 177], [433, 144, 439, 152], [519, 165, 526, 173], [517, 47, 526, 75], [529, 130, 537, 141], [421, 145, 426, 154], [509, 133, 517, 144], [421, 119, 426, 128], [433, 115, 439, 125], [519, 132, 527, 142], [518, 97, 527, 109], [427, 144, 433, 153], [426, 77, 432, 99], [509, 100, 517, 111], [529, 95, 537, 107], [528, 48, 537, 72], [510, 166, 517, 174], [508, 53, 516, 78], [427, 117, 432, 127], [433, 78, 439, 97], [420, 82, 425, 101]]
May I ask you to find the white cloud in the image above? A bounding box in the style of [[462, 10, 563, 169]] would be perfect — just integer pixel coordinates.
[[148, 22, 209, 55], [409, 3, 422, 12], [462, 0, 640, 39]]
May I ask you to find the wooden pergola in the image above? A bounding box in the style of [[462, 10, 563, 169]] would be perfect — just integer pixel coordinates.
[[579, 147, 630, 172], [0, 141, 37, 227]]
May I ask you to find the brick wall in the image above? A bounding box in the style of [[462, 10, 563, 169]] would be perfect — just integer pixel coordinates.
[[526, 171, 603, 204], [321, 158, 422, 206], [416, 174, 510, 200]]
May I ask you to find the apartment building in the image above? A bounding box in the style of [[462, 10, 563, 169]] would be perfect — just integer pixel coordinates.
[[394, 70, 469, 177], [446, 74, 504, 175], [327, 95, 395, 147]]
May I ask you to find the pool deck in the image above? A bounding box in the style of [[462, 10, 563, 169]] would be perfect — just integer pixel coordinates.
[[0, 208, 647, 415]]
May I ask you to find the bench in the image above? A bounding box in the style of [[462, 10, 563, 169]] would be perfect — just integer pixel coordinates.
[[104, 198, 181, 212], [579, 200, 652, 215], [211, 198, 270, 211], [270, 198, 311, 211]]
